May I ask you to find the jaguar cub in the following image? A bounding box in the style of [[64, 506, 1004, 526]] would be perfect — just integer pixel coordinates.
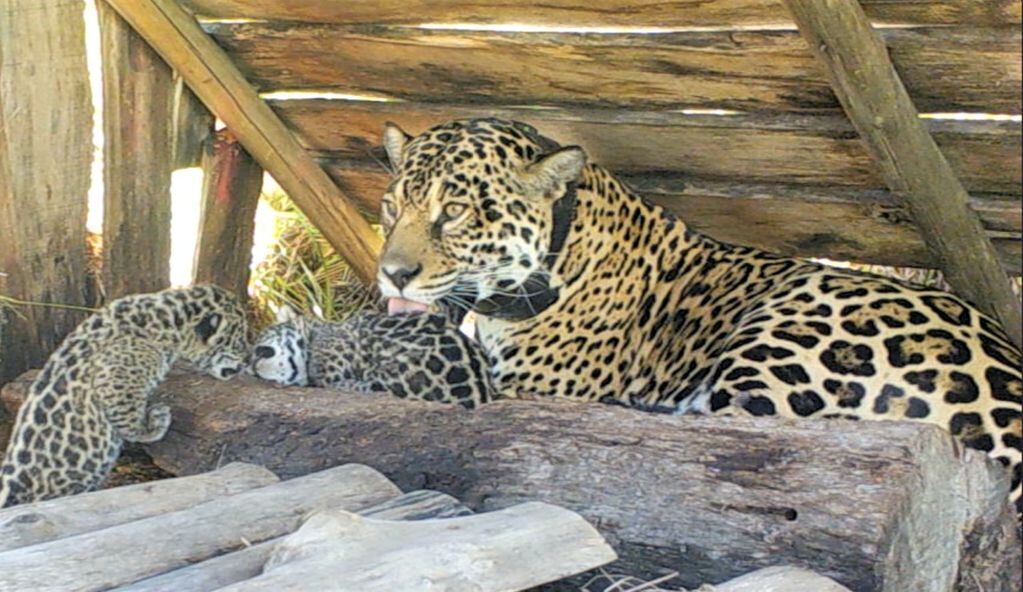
[[0, 285, 249, 507], [251, 308, 494, 409]]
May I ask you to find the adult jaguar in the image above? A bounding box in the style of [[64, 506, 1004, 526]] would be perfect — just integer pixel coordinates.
[[375, 118, 1022, 515]]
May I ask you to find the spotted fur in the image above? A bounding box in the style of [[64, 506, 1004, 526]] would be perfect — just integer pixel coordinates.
[[0, 285, 249, 507], [376, 118, 1023, 516], [251, 308, 493, 409]]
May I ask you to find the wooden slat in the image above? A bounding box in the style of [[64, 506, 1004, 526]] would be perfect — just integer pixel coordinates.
[[0, 0, 92, 384], [319, 161, 1022, 275], [172, 77, 214, 169], [100, 0, 175, 298], [204, 23, 1022, 114], [181, 0, 1022, 28], [784, 0, 1022, 346], [271, 100, 1022, 195], [192, 129, 263, 298], [103, 0, 383, 284]]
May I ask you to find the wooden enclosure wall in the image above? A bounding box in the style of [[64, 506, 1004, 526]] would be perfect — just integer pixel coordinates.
[[182, 0, 1023, 275], [0, 1, 93, 385]]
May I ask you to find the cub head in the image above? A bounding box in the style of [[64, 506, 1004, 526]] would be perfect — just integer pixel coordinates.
[[377, 118, 586, 311], [250, 306, 310, 386], [179, 284, 250, 380]]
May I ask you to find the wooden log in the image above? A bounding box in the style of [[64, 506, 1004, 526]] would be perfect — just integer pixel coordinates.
[[276, 100, 1022, 195], [118, 490, 472, 592], [101, 0, 382, 284], [0, 462, 277, 552], [31, 372, 1012, 592], [204, 22, 1021, 114], [319, 161, 1023, 275], [0, 0, 92, 385], [172, 78, 214, 170], [180, 0, 1022, 28], [782, 0, 1023, 349], [705, 566, 852, 592], [99, 0, 175, 298], [223, 502, 616, 592], [192, 129, 263, 298], [0, 464, 400, 592]]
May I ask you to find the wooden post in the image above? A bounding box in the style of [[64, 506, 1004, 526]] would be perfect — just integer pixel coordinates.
[[192, 129, 263, 299], [0, 0, 92, 385], [172, 79, 214, 170], [98, 0, 176, 298], [101, 0, 383, 284], [781, 0, 1023, 348]]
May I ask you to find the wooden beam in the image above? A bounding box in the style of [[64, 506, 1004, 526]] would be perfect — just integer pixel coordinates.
[[99, 0, 175, 298], [180, 0, 1022, 28], [782, 0, 1023, 348], [192, 129, 263, 299], [102, 0, 382, 284], [0, 0, 92, 384], [172, 78, 214, 170]]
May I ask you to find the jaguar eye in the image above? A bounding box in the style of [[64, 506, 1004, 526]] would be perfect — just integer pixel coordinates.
[[443, 203, 468, 219], [382, 201, 398, 220]]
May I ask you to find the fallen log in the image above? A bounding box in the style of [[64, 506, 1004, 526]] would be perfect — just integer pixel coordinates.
[[225, 501, 616, 592], [0, 462, 277, 552], [118, 489, 472, 592], [3, 372, 1020, 591], [702, 566, 852, 592], [0, 463, 400, 592]]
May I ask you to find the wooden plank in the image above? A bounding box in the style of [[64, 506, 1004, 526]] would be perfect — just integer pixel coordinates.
[[192, 129, 263, 298], [204, 23, 1022, 114], [102, 0, 382, 284], [228, 503, 616, 592], [118, 490, 473, 592], [0, 0, 92, 385], [172, 77, 214, 169], [318, 161, 1023, 275], [784, 0, 1022, 347], [99, 0, 176, 298], [272, 100, 1022, 195], [0, 464, 400, 592], [90, 373, 1020, 592], [0, 463, 278, 552], [181, 0, 1022, 28]]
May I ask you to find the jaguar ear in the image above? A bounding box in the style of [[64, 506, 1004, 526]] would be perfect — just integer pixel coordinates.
[[520, 146, 587, 199], [195, 312, 222, 342], [275, 304, 299, 324], [383, 122, 412, 172]]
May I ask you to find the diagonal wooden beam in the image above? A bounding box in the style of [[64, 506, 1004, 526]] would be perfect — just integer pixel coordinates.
[[782, 0, 1022, 348], [100, 0, 382, 285]]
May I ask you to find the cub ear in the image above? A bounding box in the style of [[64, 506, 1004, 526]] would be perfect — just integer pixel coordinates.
[[195, 312, 222, 342], [275, 304, 299, 324], [520, 146, 587, 199], [383, 122, 413, 172]]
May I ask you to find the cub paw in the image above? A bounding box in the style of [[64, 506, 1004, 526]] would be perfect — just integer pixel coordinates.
[[141, 404, 172, 442]]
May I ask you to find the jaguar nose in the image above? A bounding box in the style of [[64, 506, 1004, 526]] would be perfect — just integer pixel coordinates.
[[254, 345, 275, 359], [383, 263, 423, 290]]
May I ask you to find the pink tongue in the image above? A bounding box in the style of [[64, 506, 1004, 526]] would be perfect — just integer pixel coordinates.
[[387, 298, 429, 315]]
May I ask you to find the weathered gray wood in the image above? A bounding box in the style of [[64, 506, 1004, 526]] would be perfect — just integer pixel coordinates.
[[783, 0, 1022, 349], [224, 502, 615, 592], [181, 0, 1022, 29], [192, 129, 263, 298], [704, 566, 852, 592], [32, 372, 1012, 592], [118, 490, 472, 592], [205, 22, 1021, 113], [318, 160, 1023, 275], [276, 100, 1022, 195], [0, 464, 400, 592], [0, 462, 277, 552], [99, 0, 176, 298], [0, 0, 92, 385]]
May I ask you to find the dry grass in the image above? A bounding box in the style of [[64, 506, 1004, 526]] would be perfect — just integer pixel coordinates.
[[248, 190, 381, 330], [580, 570, 683, 592]]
